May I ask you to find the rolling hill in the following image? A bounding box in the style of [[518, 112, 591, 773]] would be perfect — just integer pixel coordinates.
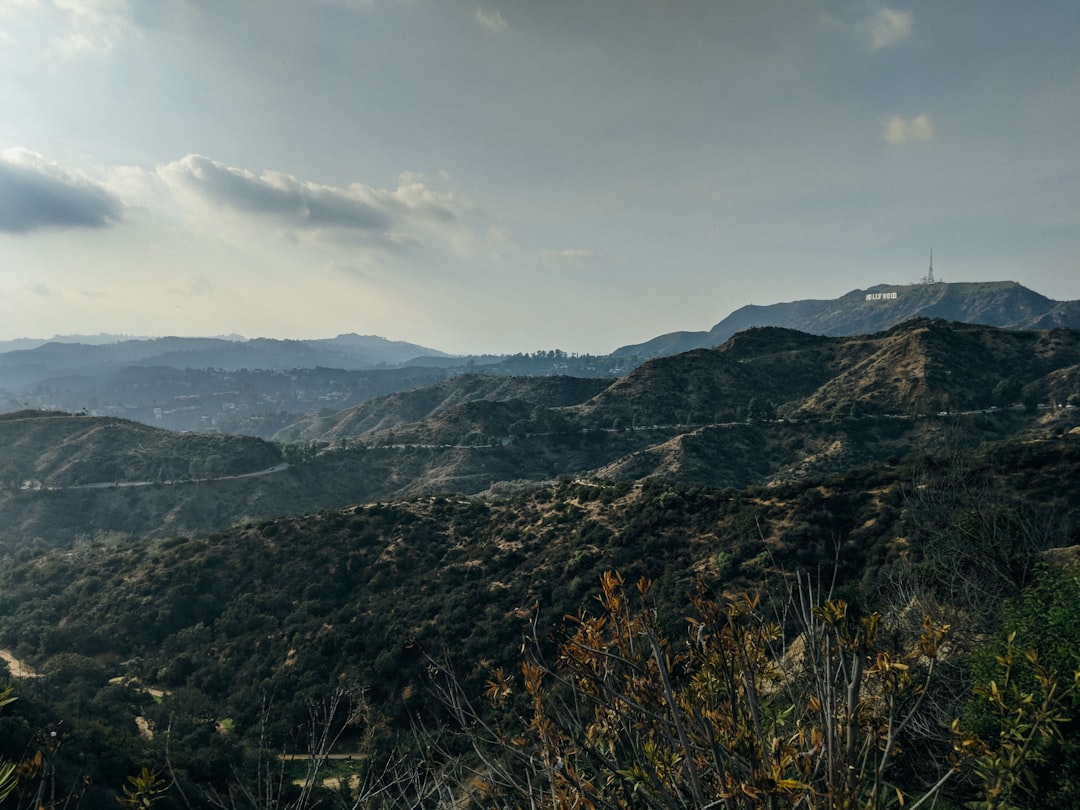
[[276, 374, 611, 442], [2, 427, 1080, 807], [589, 318, 1080, 425], [4, 319, 1079, 549], [3, 318, 1080, 808]]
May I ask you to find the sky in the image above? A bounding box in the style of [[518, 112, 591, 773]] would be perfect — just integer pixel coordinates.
[[0, 1, 1077, 355]]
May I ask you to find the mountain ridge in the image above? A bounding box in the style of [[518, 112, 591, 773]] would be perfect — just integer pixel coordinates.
[[0, 333, 448, 386], [613, 280, 1080, 360], [8, 318, 1080, 547]]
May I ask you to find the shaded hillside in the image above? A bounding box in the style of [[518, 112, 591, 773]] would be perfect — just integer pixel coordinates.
[[276, 374, 612, 442], [2, 430, 1080, 804], [6, 405, 1062, 550], [4, 321, 1079, 548], [0, 411, 281, 489], [615, 281, 1080, 360], [577, 329, 842, 426], [585, 320, 1080, 425], [0, 410, 637, 547]]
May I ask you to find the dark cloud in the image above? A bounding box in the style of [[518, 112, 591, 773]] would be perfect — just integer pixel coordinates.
[[0, 157, 122, 233], [163, 154, 393, 230]]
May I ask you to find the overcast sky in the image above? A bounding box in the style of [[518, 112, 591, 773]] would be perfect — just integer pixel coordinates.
[[1, 1, 1077, 354]]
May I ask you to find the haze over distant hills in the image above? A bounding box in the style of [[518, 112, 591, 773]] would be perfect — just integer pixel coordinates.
[[2, 280, 1079, 437], [5, 316, 1079, 545], [0, 333, 446, 384], [2, 280, 1078, 374]]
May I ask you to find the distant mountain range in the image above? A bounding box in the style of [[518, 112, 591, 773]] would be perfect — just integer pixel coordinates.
[[3, 281, 1078, 378], [4, 313, 1080, 810], [2, 281, 1079, 437], [294, 317, 1080, 447], [3, 317, 1079, 547], [0, 333, 447, 387], [613, 280, 1080, 359]]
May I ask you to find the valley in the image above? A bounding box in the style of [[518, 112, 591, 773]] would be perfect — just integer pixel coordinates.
[[2, 302, 1080, 809]]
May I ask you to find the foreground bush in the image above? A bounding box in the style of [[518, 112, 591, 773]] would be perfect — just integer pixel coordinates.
[[435, 571, 1078, 810]]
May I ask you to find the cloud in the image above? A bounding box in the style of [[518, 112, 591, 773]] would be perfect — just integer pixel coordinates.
[[539, 248, 598, 264], [855, 5, 913, 50], [883, 114, 934, 144], [475, 8, 507, 33], [26, 282, 54, 297], [159, 154, 389, 230], [160, 154, 466, 234], [326, 259, 370, 279], [0, 0, 138, 58], [157, 154, 486, 259], [0, 148, 123, 233]]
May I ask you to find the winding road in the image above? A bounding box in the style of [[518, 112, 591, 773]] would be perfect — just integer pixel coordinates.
[[21, 462, 291, 492]]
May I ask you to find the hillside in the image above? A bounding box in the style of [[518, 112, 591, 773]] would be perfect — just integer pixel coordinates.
[[277, 374, 611, 442], [2, 429, 1080, 806], [586, 319, 1080, 426], [5, 282, 1078, 442], [4, 320, 1079, 547], [615, 281, 1080, 360], [2, 321, 1080, 806], [0, 410, 281, 489], [296, 319, 1080, 444]]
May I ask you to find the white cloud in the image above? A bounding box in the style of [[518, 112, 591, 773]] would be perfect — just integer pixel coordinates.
[[0, 0, 136, 57], [42, 0, 137, 57], [883, 114, 934, 144], [855, 4, 913, 50], [475, 8, 507, 33], [149, 153, 519, 271], [159, 154, 391, 230], [157, 154, 469, 236]]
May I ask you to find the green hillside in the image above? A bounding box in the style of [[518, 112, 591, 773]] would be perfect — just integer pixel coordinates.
[[2, 321, 1080, 808], [2, 427, 1080, 806]]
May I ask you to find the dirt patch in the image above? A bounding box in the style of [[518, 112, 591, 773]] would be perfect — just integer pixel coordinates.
[[135, 716, 155, 740], [0, 648, 41, 678]]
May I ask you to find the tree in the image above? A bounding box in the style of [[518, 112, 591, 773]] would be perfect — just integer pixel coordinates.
[[992, 378, 1021, 408], [746, 398, 776, 423], [901, 454, 1059, 617], [956, 641, 1079, 810]]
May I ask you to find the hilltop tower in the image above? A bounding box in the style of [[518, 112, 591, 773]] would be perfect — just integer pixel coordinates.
[[921, 249, 936, 284]]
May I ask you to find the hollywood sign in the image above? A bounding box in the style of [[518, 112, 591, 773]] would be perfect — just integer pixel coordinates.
[[866, 292, 898, 301]]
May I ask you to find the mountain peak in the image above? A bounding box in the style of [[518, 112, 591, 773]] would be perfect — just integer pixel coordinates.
[[614, 280, 1077, 361]]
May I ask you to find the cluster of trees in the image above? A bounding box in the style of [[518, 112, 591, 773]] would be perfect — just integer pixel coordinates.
[[6, 564, 1075, 809]]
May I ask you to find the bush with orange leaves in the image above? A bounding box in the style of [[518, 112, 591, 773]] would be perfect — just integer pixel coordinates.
[[432, 570, 1075, 810]]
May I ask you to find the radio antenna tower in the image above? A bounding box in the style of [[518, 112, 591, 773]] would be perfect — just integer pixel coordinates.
[[921, 248, 936, 284]]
